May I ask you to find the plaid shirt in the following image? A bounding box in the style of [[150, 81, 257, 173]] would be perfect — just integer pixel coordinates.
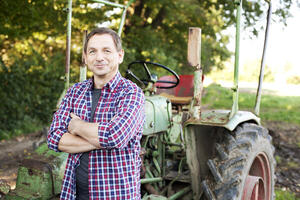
[[47, 72, 145, 200]]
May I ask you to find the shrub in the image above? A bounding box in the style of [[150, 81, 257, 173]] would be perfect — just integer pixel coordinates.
[[0, 52, 64, 139]]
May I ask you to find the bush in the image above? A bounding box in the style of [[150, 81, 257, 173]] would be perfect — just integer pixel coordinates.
[[287, 75, 300, 85], [0, 52, 65, 139]]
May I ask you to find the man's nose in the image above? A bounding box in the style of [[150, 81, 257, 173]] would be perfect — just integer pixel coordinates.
[[95, 52, 104, 61]]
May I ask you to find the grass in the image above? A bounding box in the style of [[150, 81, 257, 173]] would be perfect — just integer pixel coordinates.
[[275, 155, 282, 165], [275, 189, 299, 200], [202, 83, 300, 125], [287, 161, 299, 168], [35, 143, 61, 157]]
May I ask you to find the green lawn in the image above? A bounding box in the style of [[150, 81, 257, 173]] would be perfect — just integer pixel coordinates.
[[202, 83, 300, 125]]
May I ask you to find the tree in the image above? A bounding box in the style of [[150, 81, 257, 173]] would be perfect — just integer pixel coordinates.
[[119, 0, 296, 74], [0, 0, 296, 137], [0, 0, 296, 74], [122, 0, 231, 74]]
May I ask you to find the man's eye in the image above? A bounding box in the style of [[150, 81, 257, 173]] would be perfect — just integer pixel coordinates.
[[104, 49, 111, 53], [89, 50, 95, 54]]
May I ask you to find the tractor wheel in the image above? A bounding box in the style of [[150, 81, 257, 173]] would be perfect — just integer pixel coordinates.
[[202, 123, 276, 200]]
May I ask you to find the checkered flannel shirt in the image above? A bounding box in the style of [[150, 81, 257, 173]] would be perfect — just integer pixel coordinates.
[[47, 72, 145, 200]]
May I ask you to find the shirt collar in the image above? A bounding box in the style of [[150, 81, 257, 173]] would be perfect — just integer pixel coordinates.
[[105, 71, 121, 92], [87, 71, 121, 92]]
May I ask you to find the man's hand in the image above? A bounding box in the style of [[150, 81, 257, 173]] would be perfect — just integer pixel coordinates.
[[57, 113, 100, 153], [58, 133, 99, 153], [67, 113, 100, 148], [68, 113, 84, 135]]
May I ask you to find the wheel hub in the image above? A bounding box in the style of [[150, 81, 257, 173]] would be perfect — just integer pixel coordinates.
[[242, 153, 271, 200]]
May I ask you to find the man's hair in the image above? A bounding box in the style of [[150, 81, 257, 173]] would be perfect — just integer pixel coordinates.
[[84, 27, 122, 53]]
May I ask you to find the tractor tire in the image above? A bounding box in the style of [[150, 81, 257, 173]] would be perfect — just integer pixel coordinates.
[[202, 123, 276, 200]]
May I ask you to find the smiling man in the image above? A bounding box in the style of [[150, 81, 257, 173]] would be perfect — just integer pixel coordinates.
[[47, 27, 145, 200]]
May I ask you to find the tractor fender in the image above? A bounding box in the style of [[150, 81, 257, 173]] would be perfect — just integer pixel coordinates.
[[184, 110, 260, 131]]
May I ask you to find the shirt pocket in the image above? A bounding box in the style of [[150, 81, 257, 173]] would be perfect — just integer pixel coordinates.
[[73, 97, 90, 121], [94, 100, 117, 123]]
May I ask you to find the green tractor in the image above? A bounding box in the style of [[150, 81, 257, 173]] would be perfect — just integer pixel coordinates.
[[1, 0, 275, 199]]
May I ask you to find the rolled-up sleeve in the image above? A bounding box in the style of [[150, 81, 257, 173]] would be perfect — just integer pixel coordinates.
[[98, 88, 145, 149], [47, 88, 73, 152]]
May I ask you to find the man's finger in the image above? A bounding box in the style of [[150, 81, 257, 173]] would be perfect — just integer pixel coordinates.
[[70, 113, 80, 119]]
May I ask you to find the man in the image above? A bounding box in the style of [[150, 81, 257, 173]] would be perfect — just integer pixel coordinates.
[[47, 27, 145, 200]]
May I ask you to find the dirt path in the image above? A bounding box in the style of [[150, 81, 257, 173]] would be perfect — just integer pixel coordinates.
[[265, 121, 300, 196], [0, 122, 299, 197], [0, 128, 47, 190]]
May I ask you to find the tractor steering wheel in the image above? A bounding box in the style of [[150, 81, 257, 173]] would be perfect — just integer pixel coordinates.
[[126, 61, 180, 89]]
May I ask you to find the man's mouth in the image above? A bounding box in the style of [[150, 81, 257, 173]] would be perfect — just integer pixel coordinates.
[[94, 63, 107, 67]]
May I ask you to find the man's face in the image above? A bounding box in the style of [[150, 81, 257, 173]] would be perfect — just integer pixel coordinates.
[[84, 34, 124, 81]]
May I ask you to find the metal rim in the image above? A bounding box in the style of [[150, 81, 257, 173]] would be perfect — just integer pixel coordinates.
[[242, 152, 272, 200]]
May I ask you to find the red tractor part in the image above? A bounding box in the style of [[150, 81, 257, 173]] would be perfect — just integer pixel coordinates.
[[243, 153, 272, 200]]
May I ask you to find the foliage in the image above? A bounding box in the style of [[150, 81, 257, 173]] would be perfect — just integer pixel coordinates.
[[207, 59, 276, 83], [275, 189, 299, 200], [202, 84, 300, 125], [240, 60, 274, 82], [121, 0, 232, 74], [0, 0, 296, 137], [287, 75, 300, 84], [275, 155, 282, 165], [0, 0, 295, 76], [0, 53, 65, 139]]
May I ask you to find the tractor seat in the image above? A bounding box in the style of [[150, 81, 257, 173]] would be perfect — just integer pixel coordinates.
[[159, 92, 192, 105], [156, 75, 194, 105]]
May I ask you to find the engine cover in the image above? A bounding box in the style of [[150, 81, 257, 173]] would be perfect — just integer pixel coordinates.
[[143, 95, 172, 135]]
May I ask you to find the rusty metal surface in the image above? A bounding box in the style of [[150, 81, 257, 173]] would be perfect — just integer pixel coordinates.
[[158, 93, 192, 105], [184, 110, 260, 131], [186, 110, 230, 126], [200, 110, 230, 124], [164, 171, 191, 183]]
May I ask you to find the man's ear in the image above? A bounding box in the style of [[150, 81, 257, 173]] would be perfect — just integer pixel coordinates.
[[82, 57, 86, 66], [118, 49, 124, 64], [83, 53, 87, 65]]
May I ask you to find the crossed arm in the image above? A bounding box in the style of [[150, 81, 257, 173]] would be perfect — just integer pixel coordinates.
[[48, 86, 145, 154], [58, 113, 100, 154]]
